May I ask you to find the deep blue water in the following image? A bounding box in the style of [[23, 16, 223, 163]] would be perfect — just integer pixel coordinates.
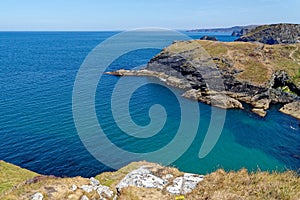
[[0, 31, 299, 177]]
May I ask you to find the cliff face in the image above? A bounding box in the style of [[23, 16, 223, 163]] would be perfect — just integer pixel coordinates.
[[108, 40, 300, 118], [235, 23, 300, 44]]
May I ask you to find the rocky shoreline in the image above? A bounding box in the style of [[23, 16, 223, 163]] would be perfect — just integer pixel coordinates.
[[106, 40, 300, 120]]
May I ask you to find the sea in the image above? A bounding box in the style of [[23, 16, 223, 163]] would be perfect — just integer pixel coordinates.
[[0, 31, 299, 177]]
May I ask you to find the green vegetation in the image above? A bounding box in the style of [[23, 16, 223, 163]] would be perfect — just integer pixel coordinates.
[[195, 41, 300, 86], [244, 25, 269, 37], [1, 161, 300, 200], [0, 160, 38, 195]]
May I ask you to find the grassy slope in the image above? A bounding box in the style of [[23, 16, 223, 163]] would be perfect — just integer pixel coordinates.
[[165, 40, 300, 86], [188, 169, 300, 200], [0, 160, 38, 195], [1, 161, 300, 200]]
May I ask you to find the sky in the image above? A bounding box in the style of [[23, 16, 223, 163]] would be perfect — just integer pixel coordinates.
[[0, 0, 299, 31]]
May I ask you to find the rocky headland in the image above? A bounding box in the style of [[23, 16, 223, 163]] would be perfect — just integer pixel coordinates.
[[235, 23, 300, 44], [188, 25, 257, 34], [1, 160, 300, 200], [107, 37, 300, 119]]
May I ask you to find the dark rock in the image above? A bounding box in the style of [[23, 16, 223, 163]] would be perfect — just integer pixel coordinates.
[[26, 176, 57, 184], [231, 28, 254, 37], [200, 36, 217, 41], [269, 70, 300, 96], [235, 23, 300, 44]]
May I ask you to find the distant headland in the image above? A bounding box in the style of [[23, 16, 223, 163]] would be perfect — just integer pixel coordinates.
[[108, 23, 300, 119]]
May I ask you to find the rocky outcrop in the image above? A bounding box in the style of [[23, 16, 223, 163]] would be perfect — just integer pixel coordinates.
[[2, 161, 300, 200], [116, 165, 204, 195], [200, 36, 217, 41], [182, 89, 244, 109], [231, 26, 255, 37], [107, 39, 300, 119], [235, 23, 300, 44], [279, 101, 300, 119]]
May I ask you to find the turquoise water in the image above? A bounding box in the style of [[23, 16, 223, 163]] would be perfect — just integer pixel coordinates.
[[0, 32, 299, 177]]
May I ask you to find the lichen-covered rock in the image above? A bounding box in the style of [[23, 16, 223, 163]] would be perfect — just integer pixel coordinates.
[[89, 177, 100, 187], [80, 185, 93, 193], [166, 173, 204, 194], [116, 166, 168, 192], [97, 185, 114, 199], [30, 193, 43, 200]]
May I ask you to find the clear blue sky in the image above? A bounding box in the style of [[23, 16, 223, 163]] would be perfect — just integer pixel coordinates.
[[0, 0, 299, 31]]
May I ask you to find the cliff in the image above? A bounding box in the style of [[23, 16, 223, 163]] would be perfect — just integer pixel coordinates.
[[235, 23, 300, 44], [1, 161, 300, 200], [188, 25, 257, 33], [108, 40, 300, 119]]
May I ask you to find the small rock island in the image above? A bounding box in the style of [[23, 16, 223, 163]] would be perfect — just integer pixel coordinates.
[[107, 23, 300, 119]]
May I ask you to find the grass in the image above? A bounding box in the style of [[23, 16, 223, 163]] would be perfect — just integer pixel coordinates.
[[1, 161, 300, 200], [237, 59, 269, 84], [0, 160, 38, 195], [193, 41, 300, 86], [243, 25, 269, 37], [187, 169, 300, 200]]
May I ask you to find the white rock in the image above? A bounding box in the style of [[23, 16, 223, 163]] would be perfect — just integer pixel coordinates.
[[80, 195, 89, 200], [81, 185, 94, 193], [30, 192, 43, 200], [71, 184, 77, 191], [166, 177, 183, 194], [116, 166, 168, 191], [97, 185, 114, 198], [167, 173, 204, 194], [165, 174, 174, 179], [90, 177, 100, 186]]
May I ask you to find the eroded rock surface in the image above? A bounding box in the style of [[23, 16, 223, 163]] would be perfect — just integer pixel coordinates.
[[116, 166, 204, 195], [279, 101, 300, 120], [236, 23, 300, 44]]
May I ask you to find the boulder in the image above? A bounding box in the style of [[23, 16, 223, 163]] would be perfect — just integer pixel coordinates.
[[198, 94, 244, 109], [30, 193, 43, 200], [252, 108, 267, 117], [116, 166, 168, 192], [166, 173, 204, 194], [200, 36, 218, 41], [279, 101, 300, 120]]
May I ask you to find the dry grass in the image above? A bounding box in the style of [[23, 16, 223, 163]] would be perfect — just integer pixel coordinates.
[[4, 176, 91, 200], [1, 161, 300, 200], [187, 169, 300, 200], [166, 40, 300, 86]]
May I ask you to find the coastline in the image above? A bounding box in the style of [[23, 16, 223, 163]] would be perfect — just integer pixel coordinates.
[[106, 40, 300, 120]]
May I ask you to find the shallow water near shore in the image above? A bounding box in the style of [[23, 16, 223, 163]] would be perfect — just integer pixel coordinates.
[[0, 31, 299, 177]]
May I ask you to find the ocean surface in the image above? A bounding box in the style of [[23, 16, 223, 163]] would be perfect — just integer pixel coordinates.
[[0, 31, 299, 177]]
